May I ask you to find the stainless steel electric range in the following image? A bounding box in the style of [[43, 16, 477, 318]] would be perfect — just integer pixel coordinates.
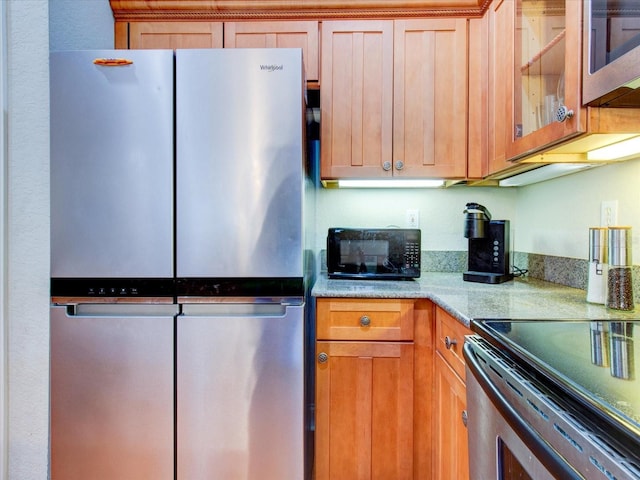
[[464, 319, 640, 480]]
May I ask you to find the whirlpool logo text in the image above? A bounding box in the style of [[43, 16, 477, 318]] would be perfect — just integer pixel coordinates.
[[260, 64, 284, 72]]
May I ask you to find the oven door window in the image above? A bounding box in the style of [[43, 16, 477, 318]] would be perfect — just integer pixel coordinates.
[[498, 437, 533, 480]]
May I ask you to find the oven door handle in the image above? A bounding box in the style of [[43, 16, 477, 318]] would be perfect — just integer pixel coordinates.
[[463, 341, 583, 480]]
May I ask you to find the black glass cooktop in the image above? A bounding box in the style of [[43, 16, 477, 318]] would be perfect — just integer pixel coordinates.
[[471, 319, 640, 444]]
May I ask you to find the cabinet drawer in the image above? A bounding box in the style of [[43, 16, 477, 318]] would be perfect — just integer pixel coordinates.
[[435, 306, 471, 381], [317, 298, 414, 341]]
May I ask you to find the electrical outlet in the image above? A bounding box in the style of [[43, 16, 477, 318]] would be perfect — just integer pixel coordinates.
[[601, 200, 618, 227], [406, 209, 419, 228]]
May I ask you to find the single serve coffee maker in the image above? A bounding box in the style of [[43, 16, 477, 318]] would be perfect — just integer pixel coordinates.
[[463, 202, 513, 284]]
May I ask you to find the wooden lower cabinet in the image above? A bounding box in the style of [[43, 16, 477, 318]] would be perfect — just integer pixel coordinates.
[[434, 352, 469, 480], [434, 306, 470, 480], [315, 341, 414, 479], [315, 299, 470, 480], [315, 298, 415, 480]]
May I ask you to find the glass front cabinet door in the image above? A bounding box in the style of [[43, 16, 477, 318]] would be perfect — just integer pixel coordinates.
[[508, 0, 585, 159]]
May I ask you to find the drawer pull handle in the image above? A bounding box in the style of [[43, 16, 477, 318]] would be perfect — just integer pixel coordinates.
[[444, 336, 457, 350], [462, 410, 468, 428], [317, 352, 328, 364], [360, 315, 371, 327]]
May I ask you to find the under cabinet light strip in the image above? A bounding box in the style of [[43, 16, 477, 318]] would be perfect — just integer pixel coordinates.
[[587, 136, 640, 161], [337, 179, 445, 188], [498, 163, 594, 187]]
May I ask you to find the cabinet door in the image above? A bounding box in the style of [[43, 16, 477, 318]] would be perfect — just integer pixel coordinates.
[[224, 21, 319, 81], [487, 0, 512, 175], [315, 341, 414, 480], [127, 22, 223, 49], [467, 15, 489, 179], [434, 352, 469, 480], [507, 0, 585, 160], [393, 19, 468, 178], [320, 21, 394, 179]]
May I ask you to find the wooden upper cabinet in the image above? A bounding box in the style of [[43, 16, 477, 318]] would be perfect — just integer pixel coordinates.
[[486, 0, 512, 176], [320, 19, 469, 180], [116, 20, 318, 82], [121, 22, 223, 49], [393, 19, 468, 178], [320, 21, 394, 179], [506, 0, 585, 160], [224, 21, 319, 81], [466, 15, 489, 179]]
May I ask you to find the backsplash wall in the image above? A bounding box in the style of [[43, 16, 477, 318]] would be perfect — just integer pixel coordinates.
[[315, 156, 640, 291], [315, 185, 517, 252]]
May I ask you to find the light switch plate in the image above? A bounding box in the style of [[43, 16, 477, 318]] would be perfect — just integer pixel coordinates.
[[406, 209, 419, 228]]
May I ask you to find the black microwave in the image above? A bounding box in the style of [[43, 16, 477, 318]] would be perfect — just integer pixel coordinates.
[[327, 228, 421, 280]]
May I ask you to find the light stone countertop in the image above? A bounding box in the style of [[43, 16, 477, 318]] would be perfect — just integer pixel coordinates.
[[311, 272, 640, 328]]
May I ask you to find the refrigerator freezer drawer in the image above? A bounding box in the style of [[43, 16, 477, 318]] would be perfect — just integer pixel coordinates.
[[50, 304, 177, 480], [177, 303, 304, 479]]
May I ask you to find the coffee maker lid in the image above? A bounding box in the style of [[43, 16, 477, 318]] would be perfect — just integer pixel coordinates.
[[463, 202, 491, 221]]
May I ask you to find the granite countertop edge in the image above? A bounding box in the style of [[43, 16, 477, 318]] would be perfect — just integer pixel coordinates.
[[311, 272, 640, 328]]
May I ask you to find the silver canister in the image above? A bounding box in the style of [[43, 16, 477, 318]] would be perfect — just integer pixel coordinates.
[[609, 322, 634, 380], [607, 226, 634, 311], [587, 227, 608, 304], [589, 322, 609, 367]]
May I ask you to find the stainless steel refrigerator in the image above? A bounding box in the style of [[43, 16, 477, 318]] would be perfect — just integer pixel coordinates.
[[50, 48, 309, 480]]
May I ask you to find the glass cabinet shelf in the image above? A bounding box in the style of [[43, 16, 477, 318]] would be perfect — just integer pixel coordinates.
[[520, 29, 565, 75]]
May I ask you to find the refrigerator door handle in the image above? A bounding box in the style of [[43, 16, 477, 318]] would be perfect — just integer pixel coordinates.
[[180, 302, 303, 318], [93, 57, 133, 66], [68, 303, 179, 317]]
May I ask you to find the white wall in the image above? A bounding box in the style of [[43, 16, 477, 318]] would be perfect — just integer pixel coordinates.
[[315, 186, 517, 252], [5, 2, 50, 479], [316, 157, 640, 264], [515, 158, 640, 263], [49, 0, 113, 50], [2, 1, 113, 479]]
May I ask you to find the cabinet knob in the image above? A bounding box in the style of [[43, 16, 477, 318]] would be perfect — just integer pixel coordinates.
[[462, 410, 468, 428], [317, 352, 328, 364], [395, 160, 404, 170], [360, 315, 371, 327], [382, 161, 392, 171], [555, 105, 574, 123], [444, 336, 457, 350]]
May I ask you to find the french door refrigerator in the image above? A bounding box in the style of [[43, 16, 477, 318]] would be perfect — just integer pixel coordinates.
[[50, 48, 308, 480]]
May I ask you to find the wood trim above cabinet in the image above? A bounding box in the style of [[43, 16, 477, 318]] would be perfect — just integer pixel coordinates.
[[110, 0, 492, 21]]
